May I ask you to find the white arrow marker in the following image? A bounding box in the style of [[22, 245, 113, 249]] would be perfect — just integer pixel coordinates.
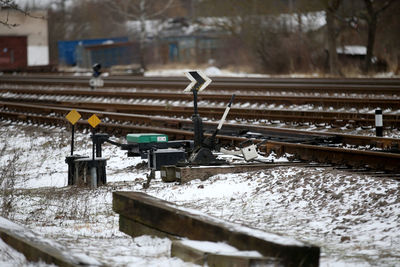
[[184, 70, 212, 92]]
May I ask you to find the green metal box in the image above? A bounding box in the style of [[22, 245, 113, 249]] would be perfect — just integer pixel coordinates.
[[126, 133, 168, 143]]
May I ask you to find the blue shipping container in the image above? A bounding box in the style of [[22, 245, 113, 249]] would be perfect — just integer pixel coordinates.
[[76, 42, 140, 68], [58, 37, 129, 66]]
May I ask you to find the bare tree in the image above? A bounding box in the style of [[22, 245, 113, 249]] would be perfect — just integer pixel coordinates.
[[360, 0, 394, 73], [322, 0, 342, 76], [105, 0, 175, 70], [196, 0, 286, 72], [0, 0, 28, 27], [1, 0, 46, 28]]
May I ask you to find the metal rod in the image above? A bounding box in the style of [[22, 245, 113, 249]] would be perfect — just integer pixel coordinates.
[[92, 128, 96, 160], [71, 124, 75, 156], [193, 89, 198, 116], [217, 94, 236, 130]]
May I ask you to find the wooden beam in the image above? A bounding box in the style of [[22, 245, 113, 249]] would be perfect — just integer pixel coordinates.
[[0, 217, 99, 266], [113, 191, 320, 267], [161, 163, 308, 183], [171, 240, 285, 266]]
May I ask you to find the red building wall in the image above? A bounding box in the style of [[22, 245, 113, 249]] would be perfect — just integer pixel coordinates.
[[0, 36, 27, 70]]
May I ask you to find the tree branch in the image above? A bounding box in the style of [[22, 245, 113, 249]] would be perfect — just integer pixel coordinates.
[[1, 0, 45, 27]]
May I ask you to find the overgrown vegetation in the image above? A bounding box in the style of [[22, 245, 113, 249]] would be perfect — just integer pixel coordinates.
[[0, 144, 20, 219], [0, 123, 94, 223]]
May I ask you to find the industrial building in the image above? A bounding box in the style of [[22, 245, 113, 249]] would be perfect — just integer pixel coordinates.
[[0, 8, 48, 70]]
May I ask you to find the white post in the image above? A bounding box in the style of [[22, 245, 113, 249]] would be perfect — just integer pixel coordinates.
[[375, 108, 383, 137]]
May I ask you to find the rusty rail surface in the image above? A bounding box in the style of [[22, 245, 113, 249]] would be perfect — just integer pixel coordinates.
[[1, 74, 400, 94], [1, 101, 399, 173], [1, 101, 399, 148], [1, 95, 399, 128], [1, 87, 400, 109]]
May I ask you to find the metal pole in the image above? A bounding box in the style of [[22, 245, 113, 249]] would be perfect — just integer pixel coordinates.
[[91, 127, 97, 188], [92, 128, 96, 160], [95, 134, 102, 158], [193, 89, 198, 116], [192, 89, 203, 148], [71, 124, 75, 156]]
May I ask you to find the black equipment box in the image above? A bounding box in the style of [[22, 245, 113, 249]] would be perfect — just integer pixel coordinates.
[[149, 149, 186, 170]]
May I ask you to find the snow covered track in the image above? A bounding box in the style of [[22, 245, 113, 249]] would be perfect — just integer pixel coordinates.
[[1, 101, 400, 174], [2, 94, 400, 128], [2, 87, 400, 110], [113, 191, 320, 266]]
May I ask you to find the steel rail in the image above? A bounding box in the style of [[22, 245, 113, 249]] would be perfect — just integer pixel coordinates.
[[2, 101, 399, 148], [1, 74, 400, 94], [1, 97, 400, 128], [2, 73, 400, 85], [1, 87, 399, 110], [2, 97, 398, 127]]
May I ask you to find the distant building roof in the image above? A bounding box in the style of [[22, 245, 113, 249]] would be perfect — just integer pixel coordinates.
[[337, 45, 366, 55], [126, 17, 223, 39]]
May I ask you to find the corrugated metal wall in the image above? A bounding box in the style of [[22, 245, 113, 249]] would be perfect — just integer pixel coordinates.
[[58, 37, 128, 66], [0, 36, 27, 70], [77, 42, 140, 68]]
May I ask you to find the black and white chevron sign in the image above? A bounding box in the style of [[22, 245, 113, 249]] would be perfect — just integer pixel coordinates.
[[184, 70, 212, 92]]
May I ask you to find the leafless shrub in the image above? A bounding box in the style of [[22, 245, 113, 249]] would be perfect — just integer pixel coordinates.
[[255, 30, 322, 74], [21, 186, 113, 225], [0, 145, 21, 219]]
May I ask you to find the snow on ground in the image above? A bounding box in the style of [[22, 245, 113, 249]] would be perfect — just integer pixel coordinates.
[[0, 121, 399, 266], [143, 66, 400, 78], [145, 66, 270, 78]]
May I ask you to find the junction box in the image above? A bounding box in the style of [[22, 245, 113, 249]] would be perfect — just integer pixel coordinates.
[[65, 156, 107, 187], [73, 158, 107, 187], [148, 148, 186, 170]]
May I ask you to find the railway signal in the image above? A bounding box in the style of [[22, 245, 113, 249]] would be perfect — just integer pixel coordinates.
[[88, 114, 101, 159], [184, 70, 212, 92], [88, 114, 101, 129], [66, 109, 81, 155], [89, 63, 104, 89], [89, 78, 104, 88], [87, 114, 102, 188], [65, 109, 88, 186], [184, 71, 211, 149], [183, 70, 238, 165], [65, 113, 107, 188]]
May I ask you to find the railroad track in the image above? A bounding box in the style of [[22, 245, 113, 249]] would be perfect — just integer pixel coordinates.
[[1, 86, 400, 109], [1, 90, 400, 127], [1, 101, 400, 174], [1, 74, 400, 94]]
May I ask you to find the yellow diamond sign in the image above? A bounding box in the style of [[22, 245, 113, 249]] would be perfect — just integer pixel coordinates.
[[66, 109, 81, 125], [88, 114, 101, 128]]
